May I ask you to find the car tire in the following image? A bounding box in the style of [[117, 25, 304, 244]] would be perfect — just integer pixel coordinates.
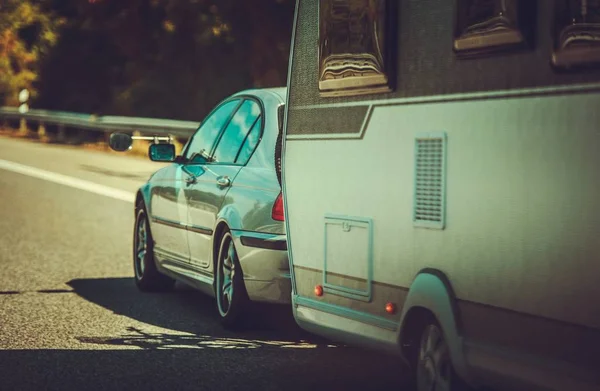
[[413, 317, 471, 391], [133, 203, 175, 292], [215, 229, 249, 329]]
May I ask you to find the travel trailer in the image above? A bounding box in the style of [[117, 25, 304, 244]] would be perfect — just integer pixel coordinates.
[[280, 1, 600, 390]]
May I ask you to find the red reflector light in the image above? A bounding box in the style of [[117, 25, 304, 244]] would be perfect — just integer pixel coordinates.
[[385, 303, 396, 314], [272, 192, 285, 221], [314, 285, 323, 297]]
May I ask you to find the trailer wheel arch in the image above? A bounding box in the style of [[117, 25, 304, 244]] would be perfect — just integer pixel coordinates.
[[396, 268, 475, 386]]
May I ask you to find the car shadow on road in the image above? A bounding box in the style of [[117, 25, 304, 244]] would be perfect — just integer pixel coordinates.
[[0, 348, 412, 391], [0, 277, 410, 391], [66, 277, 334, 348]]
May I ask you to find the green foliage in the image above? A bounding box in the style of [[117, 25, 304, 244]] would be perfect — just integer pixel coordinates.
[[0, 0, 64, 106]]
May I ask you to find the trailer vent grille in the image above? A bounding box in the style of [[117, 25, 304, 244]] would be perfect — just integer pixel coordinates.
[[414, 133, 446, 229]]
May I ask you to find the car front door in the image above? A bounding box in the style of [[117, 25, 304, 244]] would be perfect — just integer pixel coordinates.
[[184, 98, 263, 270], [148, 164, 190, 264]]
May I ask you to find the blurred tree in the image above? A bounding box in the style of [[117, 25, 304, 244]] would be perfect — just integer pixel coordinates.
[[220, 0, 295, 88], [0, 0, 64, 106], [33, 0, 294, 121], [35, 27, 125, 113], [34, 0, 129, 113]]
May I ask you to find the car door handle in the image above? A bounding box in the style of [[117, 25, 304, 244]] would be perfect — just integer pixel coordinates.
[[216, 176, 231, 187], [181, 166, 197, 184]]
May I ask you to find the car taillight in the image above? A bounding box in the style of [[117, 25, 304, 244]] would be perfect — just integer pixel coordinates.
[[272, 192, 285, 221]]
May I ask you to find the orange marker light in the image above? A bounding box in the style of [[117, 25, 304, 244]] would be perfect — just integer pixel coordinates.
[[385, 302, 396, 314], [314, 285, 323, 297]]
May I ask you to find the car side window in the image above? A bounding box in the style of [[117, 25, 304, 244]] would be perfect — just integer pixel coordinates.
[[184, 99, 240, 163], [235, 116, 262, 165], [211, 99, 261, 165]]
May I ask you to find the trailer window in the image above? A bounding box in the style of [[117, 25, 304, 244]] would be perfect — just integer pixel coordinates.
[[453, 0, 529, 57], [552, 0, 600, 69], [318, 0, 393, 97]]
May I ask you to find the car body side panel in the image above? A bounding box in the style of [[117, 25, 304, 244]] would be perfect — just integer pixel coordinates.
[[224, 166, 283, 234], [186, 164, 242, 268], [146, 164, 190, 261], [221, 90, 285, 234], [136, 87, 290, 306], [182, 89, 285, 270], [230, 229, 290, 304]]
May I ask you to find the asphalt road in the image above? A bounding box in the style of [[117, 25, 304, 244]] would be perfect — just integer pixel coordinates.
[[0, 136, 411, 391]]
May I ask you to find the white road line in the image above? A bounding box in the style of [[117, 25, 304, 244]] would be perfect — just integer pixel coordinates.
[[0, 158, 135, 203]]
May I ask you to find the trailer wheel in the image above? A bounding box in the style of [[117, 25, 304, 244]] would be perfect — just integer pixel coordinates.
[[415, 318, 470, 391]]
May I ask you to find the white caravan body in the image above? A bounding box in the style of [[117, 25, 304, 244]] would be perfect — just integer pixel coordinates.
[[281, 1, 600, 391]]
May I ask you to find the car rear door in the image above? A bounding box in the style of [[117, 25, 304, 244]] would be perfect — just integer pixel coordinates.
[[184, 98, 263, 270]]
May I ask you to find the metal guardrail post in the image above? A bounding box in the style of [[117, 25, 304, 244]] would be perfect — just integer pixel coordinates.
[[19, 118, 29, 136], [103, 129, 110, 150], [38, 122, 48, 142], [57, 125, 66, 143]]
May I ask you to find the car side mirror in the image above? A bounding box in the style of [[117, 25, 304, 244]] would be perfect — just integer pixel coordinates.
[[109, 132, 133, 152], [149, 143, 176, 162]]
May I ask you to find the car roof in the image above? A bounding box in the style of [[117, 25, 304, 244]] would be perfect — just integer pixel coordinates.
[[232, 87, 287, 104]]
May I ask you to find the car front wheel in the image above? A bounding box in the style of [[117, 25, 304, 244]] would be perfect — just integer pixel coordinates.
[[215, 230, 249, 329], [133, 204, 175, 292]]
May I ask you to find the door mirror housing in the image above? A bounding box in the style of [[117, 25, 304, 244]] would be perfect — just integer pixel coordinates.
[[108, 132, 133, 152], [149, 143, 176, 162]]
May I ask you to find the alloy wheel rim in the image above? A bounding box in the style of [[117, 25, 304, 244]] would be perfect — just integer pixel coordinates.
[[135, 214, 147, 279], [218, 237, 236, 316], [417, 324, 452, 391]]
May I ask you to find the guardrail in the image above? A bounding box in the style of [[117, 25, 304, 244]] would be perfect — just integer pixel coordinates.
[[0, 106, 200, 138]]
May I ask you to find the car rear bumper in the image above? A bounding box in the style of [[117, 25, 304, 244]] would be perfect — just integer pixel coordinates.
[[230, 230, 291, 304]]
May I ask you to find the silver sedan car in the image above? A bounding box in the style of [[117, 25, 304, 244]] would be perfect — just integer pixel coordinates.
[[110, 87, 290, 328]]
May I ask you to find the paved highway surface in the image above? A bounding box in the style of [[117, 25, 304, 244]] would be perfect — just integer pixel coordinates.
[[0, 136, 410, 391]]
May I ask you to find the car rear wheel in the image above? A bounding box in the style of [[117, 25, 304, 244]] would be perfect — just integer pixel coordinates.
[[133, 204, 175, 292], [215, 230, 248, 329]]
